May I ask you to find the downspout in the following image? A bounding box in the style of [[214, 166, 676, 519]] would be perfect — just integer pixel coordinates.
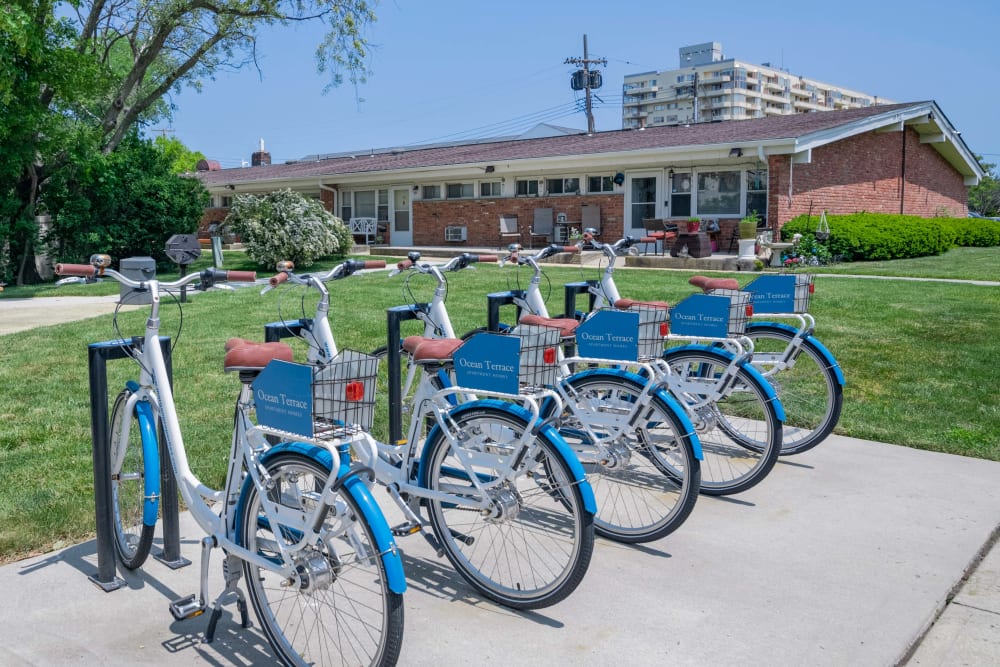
[[899, 130, 906, 214]]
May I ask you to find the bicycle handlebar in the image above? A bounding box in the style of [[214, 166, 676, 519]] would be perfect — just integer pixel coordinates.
[[392, 252, 494, 276], [54, 263, 257, 290], [267, 258, 386, 288]]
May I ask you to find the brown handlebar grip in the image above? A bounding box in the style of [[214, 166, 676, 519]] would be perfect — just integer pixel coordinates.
[[562, 246, 580, 253], [224, 270, 257, 283], [396, 259, 413, 270], [269, 272, 289, 287], [476, 255, 499, 263], [55, 264, 98, 277], [364, 260, 387, 269]]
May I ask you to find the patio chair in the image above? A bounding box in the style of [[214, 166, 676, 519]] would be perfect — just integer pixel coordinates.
[[499, 213, 520, 248], [529, 208, 553, 247]]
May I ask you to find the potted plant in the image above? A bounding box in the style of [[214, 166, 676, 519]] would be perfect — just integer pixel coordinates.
[[737, 213, 759, 259], [686, 217, 700, 233], [739, 213, 760, 239]]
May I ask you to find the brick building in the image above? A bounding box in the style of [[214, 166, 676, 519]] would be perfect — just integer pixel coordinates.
[[195, 101, 982, 248]]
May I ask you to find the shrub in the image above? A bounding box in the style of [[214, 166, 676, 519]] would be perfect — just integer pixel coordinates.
[[225, 189, 351, 267], [781, 213, 1000, 262], [45, 134, 208, 270]]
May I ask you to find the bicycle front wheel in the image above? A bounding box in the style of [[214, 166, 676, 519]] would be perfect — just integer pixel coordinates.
[[745, 324, 843, 455], [559, 373, 701, 543], [239, 452, 404, 667], [663, 349, 782, 496], [109, 388, 157, 570], [421, 404, 595, 609]]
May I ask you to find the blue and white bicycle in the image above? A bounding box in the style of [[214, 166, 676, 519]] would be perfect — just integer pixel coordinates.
[[57, 256, 405, 667]]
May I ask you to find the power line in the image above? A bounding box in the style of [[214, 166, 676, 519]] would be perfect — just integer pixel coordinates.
[[565, 34, 607, 134]]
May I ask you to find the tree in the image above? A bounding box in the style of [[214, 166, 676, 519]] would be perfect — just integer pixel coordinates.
[[154, 135, 207, 174], [45, 133, 209, 267], [968, 156, 1000, 217], [1, 0, 376, 284], [226, 189, 352, 267]]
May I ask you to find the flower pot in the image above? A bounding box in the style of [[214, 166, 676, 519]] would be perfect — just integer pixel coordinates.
[[739, 220, 758, 239], [686, 220, 700, 233], [738, 238, 757, 259]]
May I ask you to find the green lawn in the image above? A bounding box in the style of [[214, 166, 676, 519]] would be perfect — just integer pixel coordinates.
[[0, 248, 997, 562]]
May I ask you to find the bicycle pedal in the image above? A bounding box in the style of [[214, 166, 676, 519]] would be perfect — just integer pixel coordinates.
[[169, 594, 206, 621], [390, 521, 422, 537]]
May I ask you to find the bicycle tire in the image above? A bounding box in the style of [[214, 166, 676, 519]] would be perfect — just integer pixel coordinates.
[[662, 348, 782, 496], [420, 403, 594, 609], [109, 387, 158, 570], [559, 372, 701, 543], [744, 323, 844, 455], [238, 451, 404, 667]]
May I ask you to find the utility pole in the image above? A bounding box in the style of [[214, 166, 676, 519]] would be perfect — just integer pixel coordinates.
[[565, 35, 607, 134]]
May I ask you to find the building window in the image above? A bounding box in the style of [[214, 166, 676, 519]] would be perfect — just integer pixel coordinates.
[[588, 176, 614, 193], [746, 169, 768, 222], [354, 190, 376, 218], [670, 172, 692, 217], [219, 195, 232, 208], [446, 182, 473, 199], [377, 188, 389, 223], [546, 177, 580, 195], [515, 179, 539, 196], [422, 185, 441, 200], [697, 171, 740, 215], [480, 181, 502, 197]]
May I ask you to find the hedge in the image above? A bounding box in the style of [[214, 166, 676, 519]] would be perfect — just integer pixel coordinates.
[[781, 213, 1000, 262]]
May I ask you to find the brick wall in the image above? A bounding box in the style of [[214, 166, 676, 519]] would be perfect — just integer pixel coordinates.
[[768, 127, 968, 236], [413, 195, 625, 247]]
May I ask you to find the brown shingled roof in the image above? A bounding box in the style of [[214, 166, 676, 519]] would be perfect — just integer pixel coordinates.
[[196, 102, 926, 187]]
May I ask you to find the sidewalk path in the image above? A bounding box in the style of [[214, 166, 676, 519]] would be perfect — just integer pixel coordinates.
[[0, 434, 998, 665]]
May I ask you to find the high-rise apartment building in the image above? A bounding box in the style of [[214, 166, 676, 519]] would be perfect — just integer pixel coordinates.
[[622, 42, 889, 129]]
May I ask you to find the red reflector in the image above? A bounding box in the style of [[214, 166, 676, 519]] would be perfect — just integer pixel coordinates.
[[543, 347, 556, 364], [659, 322, 669, 336], [345, 381, 365, 401], [746, 305, 754, 317], [809, 283, 815, 294]]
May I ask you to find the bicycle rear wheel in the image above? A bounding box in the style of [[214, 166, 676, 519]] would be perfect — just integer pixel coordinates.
[[559, 372, 701, 543], [421, 404, 594, 609], [109, 388, 157, 570], [745, 324, 843, 455], [662, 349, 782, 496], [239, 452, 404, 667]]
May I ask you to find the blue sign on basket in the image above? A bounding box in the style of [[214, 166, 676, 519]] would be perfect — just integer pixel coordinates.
[[670, 294, 731, 338], [744, 274, 796, 313], [454, 333, 520, 394], [576, 310, 640, 361], [252, 359, 313, 436]]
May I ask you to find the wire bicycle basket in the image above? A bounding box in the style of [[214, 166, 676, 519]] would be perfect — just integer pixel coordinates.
[[312, 349, 380, 433], [622, 303, 671, 360], [510, 323, 562, 391], [670, 291, 752, 338]]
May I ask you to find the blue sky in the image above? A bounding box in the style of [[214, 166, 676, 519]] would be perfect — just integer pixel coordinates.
[[163, 0, 999, 170]]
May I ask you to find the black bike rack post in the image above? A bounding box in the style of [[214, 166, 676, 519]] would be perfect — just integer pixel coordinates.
[[263, 319, 310, 343], [386, 305, 425, 444], [564, 280, 599, 321], [87, 336, 184, 591], [486, 290, 524, 332]]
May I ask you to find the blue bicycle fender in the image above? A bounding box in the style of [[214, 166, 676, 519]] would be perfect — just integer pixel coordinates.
[[562, 368, 703, 460], [746, 322, 845, 386], [420, 399, 597, 515], [663, 344, 786, 422], [133, 399, 161, 527], [339, 474, 407, 595], [240, 442, 406, 595]]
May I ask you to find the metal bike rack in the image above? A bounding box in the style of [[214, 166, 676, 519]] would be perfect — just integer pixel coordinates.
[[486, 290, 525, 333], [87, 336, 187, 592], [386, 304, 426, 445], [563, 280, 599, 321]]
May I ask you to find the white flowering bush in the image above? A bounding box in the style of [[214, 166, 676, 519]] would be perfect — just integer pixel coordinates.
[[224, 189, 352, 267]]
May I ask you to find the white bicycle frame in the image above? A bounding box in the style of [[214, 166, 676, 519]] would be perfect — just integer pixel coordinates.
[[95, 270, 367, 584], [265, 260, 563, 523], [503, 243, 747, 414]]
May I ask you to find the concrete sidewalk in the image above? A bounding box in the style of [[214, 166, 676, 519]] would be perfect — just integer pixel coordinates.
[[1, 433, 998, 665]]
